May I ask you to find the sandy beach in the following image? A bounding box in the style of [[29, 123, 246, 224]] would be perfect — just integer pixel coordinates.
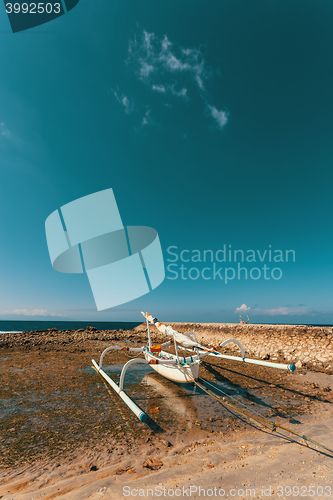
[[1, 323, 333, 499]]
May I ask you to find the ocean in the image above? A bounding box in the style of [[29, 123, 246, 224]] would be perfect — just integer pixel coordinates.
[[0, 320, 331, 334], [0, 320, 142, 334]]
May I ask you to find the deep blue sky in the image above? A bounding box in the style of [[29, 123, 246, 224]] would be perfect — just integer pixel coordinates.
[[0, 0, 332, 324]]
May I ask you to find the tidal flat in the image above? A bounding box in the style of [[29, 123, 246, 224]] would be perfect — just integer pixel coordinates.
[[0, 324, 333, 499]]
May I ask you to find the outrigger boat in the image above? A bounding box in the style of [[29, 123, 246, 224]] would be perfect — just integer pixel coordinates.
[[92, 312, 296, 422]]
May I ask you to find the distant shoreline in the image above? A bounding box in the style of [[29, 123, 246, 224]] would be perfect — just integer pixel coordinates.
[[0, 320, 142, 334], [0, 319, 332, 334]]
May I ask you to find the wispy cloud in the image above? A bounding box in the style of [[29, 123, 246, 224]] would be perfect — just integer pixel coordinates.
[[263, 307, 309, 316], [114, 30, 228, 130], [111, 88, 133, 114], [0, 122, 12, 139], [140, 62, 155, 80], [129, 30, 207, 93], [171, 86, 188, 99], [235, 304, 250, 312], [253, 306, 310, 316], [207, 105, 228, 130], [4, 309, 64, 317], [141, 109, 153, 128], [151, 83, 188, 99], [152, 84, 166, 93]]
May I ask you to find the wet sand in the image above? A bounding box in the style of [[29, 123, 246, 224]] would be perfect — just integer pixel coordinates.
[[1, 326, 333, 499]]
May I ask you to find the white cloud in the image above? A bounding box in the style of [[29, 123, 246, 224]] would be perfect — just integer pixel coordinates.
[[143, 30, 154, 51], [119, 30, 229, 130], [121, 96, 132, 114], [207, 105, 228, 129], [112, 88, 133, 114], [139, 62, 155, 80], [170, 85, 188, 98], [152, 83, 188, 99], [5, 309, 64, 317], [235, 304, 250, 312], [250, 306, 311, 317], [260, 307, 310, 316], [0, 122, 12, 139], [129, 31, 207, 93], [141, 109, 153, 127], [152, 84, 166, 93]]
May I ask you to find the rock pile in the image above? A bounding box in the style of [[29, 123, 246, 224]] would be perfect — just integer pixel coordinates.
[[0, 327, 143, 350]]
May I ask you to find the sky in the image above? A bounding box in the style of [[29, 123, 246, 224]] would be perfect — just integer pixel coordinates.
[[0, 0, 333, 324]]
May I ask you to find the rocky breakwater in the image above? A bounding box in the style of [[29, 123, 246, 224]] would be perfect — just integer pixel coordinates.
[[134, 322, 333, 373], [0, 326, 147, 351], [1, 323, 333, 374]]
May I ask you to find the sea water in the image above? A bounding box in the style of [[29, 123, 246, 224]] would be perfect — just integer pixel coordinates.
[[0, 320, 141, 334]]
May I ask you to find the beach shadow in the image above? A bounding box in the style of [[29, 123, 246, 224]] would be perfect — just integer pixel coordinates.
[[144, 415, 164, 433], [203, 360, 332, 405], [197, 378, 333, 459], [201, 360, 273, 410]]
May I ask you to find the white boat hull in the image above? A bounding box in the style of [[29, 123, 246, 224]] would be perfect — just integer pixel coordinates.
[[144, 349, 200, 383], [150, 361, 199, 383]]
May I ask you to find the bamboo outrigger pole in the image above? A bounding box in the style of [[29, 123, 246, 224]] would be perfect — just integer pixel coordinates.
[[92, 359, 149, 422]]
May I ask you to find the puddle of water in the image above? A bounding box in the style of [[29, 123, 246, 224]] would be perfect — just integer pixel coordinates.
[[85, 363, 223, 429], [1, 358, 309, 467], [89, 362, 283, 429]]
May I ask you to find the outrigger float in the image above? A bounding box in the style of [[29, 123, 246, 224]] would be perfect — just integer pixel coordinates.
[[92, 312, 296, 423]]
